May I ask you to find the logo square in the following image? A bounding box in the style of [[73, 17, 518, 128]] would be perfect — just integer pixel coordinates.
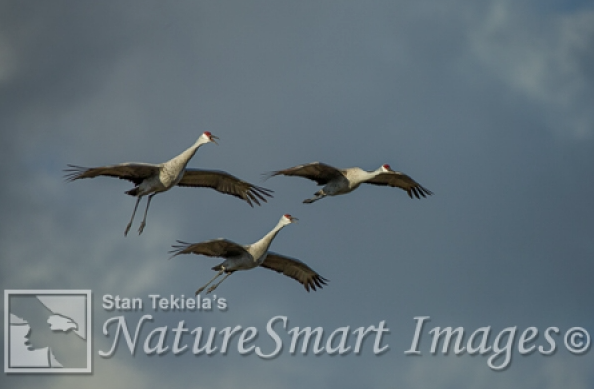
[[4, 290, 92, 374]]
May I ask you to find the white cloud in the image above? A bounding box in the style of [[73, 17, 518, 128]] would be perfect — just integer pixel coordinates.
[[469, 1, 594, 138], [403, 355, 592, 389], [43, 362, 153, 389]]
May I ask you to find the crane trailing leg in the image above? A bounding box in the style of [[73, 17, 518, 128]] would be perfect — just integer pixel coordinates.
[[207, 272, 232, 294], [195, 268, 225, 295], [303, 190, 326, 204], [124, 196, 142, 236], [138, 193, 155, 235]]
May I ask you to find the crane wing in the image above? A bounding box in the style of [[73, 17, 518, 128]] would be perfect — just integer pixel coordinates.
[[364, 171, 433, 199], [265, 162, 343, 185], [178, 169, 273, 207], [169, 239, 248, 259], [64, 163, 160, 185], [260, 252, 328, 292]]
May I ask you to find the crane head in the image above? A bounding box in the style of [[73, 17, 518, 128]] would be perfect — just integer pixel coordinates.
[[381, 164, 392, 172], [202, 131, 219, 145], [282, 214, 298, 224]]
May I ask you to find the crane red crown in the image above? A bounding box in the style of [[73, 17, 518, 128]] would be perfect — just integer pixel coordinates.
[[204, 131, 212, 137], [283, 214, 292, 219], [382, 164, 391, 170]]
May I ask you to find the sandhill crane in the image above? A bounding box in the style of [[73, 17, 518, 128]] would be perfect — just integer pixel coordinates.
[[267, 162, 432, 203], [169, 214, 328, 294], [65, 132, 273, 235]]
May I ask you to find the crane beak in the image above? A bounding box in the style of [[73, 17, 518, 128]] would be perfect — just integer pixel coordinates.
[[290, 216, 299, 223], [209, 135, 219, 145]]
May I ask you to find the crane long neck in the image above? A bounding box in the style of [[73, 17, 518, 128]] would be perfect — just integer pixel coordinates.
[[350, 168, 380, 184], [170, 139, 208, 168], [254, 220, 286, 253], [369, 168, 385, 178]]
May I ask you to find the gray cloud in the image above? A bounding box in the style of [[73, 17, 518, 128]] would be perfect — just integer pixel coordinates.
[[1, 0, 593, 388]]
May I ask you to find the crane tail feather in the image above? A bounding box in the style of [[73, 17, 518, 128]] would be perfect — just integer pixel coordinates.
[[125, 187, 140, 196]]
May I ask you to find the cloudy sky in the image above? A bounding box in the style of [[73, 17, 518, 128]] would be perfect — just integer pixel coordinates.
[[1, 0, 594, 387]]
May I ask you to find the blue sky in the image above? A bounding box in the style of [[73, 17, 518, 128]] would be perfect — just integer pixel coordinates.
[[1, 0, 594, 387]]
